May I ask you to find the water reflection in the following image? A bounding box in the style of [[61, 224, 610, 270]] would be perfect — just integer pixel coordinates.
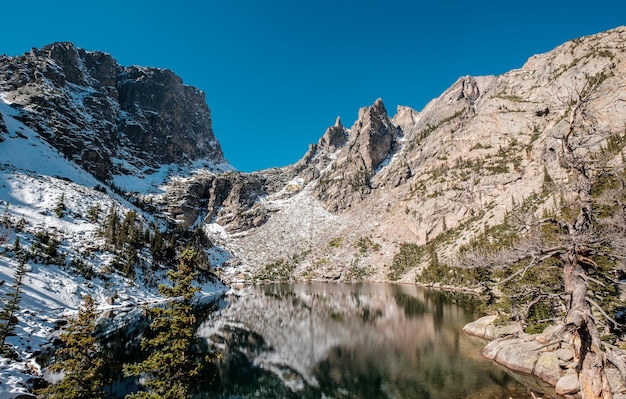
[[197, 283, 528, 399]]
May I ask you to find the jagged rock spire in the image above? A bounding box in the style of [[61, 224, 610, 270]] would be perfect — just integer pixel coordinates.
[[350, 98, 397, 171], [319, 117, 349, 152]]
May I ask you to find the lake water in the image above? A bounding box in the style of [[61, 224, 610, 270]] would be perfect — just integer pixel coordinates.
[[195, 283, 532, 399]]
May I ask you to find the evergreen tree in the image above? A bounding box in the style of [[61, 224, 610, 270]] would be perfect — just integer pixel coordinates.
[[0, 259, 27, 356], [37, 295, 110, 399], [150, 227, 165, 264], [102, 204, 119, 247], [54, 194, 67, 218], [87, 204, 101, 223], [0, 208, 10, 245], [12, 236, 21, 253], [123, 249, 212, 399]]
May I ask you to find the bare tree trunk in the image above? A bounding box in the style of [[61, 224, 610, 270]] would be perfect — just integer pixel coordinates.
[[564, 255, 613, 399], [558, 78, 616, 398]]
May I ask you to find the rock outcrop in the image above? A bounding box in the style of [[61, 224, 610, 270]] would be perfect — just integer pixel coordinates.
[[465, 318, 626, 398], [308, 98, 400, 212], [294, 116, 349, 183], [162, 167, 296, 231], [0, 113, 7, 136]]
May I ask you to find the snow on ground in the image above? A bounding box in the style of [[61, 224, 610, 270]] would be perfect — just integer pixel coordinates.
[[0, 96, 227, 397], [0, 175, 158, 397], [0, 100, 100, 188], [214, 183, 344, 282], [111, 157, 236, 195]]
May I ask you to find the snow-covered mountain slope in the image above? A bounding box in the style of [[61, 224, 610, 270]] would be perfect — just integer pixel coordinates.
[[0, 95, 227, 397], [0, 42, 232, 188]]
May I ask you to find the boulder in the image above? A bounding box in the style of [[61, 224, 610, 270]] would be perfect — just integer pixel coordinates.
[[483, 337, 518, 360], [534, 351, 561, 385], [555, 347, 574, 363], [491, 339, 544, 375], [463, 315, 518, 339], [463, 315, 497, 338], [607, 367, 626, 398], [483, 337, 563, 386], [555, 373, 579, 396]]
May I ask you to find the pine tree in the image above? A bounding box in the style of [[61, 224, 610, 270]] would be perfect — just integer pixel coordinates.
[[54, 194, 67, 218], [37, 295, 110, 399], [102, 204, 119, 247], [123, 249, 212, 399], [0, 259, 27, 356], [12, 236, 21, 253], [150, 227, 164, 264], [87, 204, 101, 223]]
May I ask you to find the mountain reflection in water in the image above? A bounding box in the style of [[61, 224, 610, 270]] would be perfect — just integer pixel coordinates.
[[197, 283, 529, 399]]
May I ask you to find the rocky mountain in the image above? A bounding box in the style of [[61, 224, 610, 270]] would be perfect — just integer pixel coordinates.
[[3, 26, 626, 398], [170, 26, 626, 285], [0, 42, 226, 183], [3, 29, 626, 285], [0, 44, 233, 396]]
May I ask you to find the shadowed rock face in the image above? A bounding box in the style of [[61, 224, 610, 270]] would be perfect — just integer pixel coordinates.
[[0, 113, 7, 136], [0, 42, 224, 181], [117, 66, 221, 165], [350, 98, 398, 171]]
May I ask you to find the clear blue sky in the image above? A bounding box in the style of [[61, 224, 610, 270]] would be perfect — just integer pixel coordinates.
[[1, 1, 624, 171]]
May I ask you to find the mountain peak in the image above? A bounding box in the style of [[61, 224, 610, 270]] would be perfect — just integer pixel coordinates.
[[359, 98, 387, 120], [0, 42, 227, 184], [372, 97, 386, 112], [320, 117, 349, 151]]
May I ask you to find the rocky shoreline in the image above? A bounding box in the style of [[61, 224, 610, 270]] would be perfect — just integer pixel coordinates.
[[463, 315, 626, 398]]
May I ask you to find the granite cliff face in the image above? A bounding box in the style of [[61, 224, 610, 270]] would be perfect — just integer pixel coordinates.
[[0, 42, 225, 182], [190, 26, 626, 283]]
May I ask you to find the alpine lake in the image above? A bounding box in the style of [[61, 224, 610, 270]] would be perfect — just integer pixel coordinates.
[[101, 283, 541, 398]]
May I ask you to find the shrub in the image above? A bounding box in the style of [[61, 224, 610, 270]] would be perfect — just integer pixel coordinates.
[[388, 243, 424, 280]]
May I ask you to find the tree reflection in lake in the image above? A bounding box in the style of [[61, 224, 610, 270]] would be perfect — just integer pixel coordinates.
[[197, 283, 531, 399]]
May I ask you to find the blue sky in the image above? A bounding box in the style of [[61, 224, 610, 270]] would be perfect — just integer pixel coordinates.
[[1, 1, 625, 171]]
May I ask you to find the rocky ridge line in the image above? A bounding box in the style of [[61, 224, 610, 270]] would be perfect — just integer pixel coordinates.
[[179, 26, 626, 286]]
